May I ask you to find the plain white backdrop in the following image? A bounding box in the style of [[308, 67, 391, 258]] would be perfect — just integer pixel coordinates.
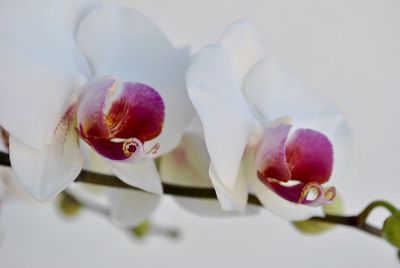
[[1, 0, 400, 267]]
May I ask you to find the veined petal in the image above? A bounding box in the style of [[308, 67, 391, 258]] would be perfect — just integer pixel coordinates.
[[209, 163, 248, 212], [186, 44, 257, 188], [0, 0, 90, 148], [77, 6, 193, 155], [9, 108, 83, 201], [107, 188, 160, 228], [106, 159, 162, 196], [220, 21, 264, 85], [244, 60, 351, 181]]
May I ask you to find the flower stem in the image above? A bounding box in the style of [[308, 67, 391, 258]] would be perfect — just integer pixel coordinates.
[[0, 152, 389, 239]]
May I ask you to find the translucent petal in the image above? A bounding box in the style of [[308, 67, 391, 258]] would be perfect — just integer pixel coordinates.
[[160, 133, 212, 188], [107, 187, 160, 228], [106, 159, 162, 196], [9, 113, 83, 201]]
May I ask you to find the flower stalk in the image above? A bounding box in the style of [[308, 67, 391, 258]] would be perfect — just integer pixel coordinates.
[[0, 151, 397, 244]]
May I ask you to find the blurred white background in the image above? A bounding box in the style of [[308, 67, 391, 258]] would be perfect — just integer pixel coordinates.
[[1, 0, 400, 267]]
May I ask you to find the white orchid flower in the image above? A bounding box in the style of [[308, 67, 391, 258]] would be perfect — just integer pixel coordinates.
[[186, 22, 351, 220], [0, 0, 193, 229]]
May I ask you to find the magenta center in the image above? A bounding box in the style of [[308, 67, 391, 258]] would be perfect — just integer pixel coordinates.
[[76, 78, 165, 161]]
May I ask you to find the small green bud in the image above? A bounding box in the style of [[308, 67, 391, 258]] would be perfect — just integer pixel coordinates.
[[58, 193, 82, 217], [132, 221, 151, 239], [292, 194, 344, 235], [292, 220, 333, 234], [382, 212, 400, 249], [323, 193, 345, 216]]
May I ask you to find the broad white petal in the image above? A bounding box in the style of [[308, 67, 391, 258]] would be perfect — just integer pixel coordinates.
[[107, 187, 160, 228], [106, 159, 162, 196], [244, 149, 323, 221], [186, 44, 257, 188], [160, 131, 257, 216], [220, 21, 264, 85], [9, 120, 83, 201], [185, 114, 204, 138], [244, 60, 351, 182], [77, 6, 193, 154], [0, 0, 89, 148], [160, 133, 212, 188], [209, 163, 248, 212], [67, 183, 109, 211]]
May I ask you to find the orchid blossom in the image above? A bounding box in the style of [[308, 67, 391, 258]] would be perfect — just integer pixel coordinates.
[[0, 0, 193, 226], [186, 22, 351, 220]]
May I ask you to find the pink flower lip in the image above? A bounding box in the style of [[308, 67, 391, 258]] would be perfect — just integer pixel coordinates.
[[76, 78, 165, 161], [255, 122, 335, 206]]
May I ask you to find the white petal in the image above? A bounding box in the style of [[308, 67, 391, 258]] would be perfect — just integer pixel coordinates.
[[107, 187, 160, 228], [0, 0, 90, 148], [159, 131, 217, 214], [106, 159, 162, 196], [67, 183, 109, 211], [220, 21, 264, 84], [186, 44, 257, 188], [185, 114, 204, 138], [160, 132, 257, 216], [209, 163, 248, 212], [160, 133, 212, 188], [244, 60, 351, 182], [77, 6, 193, 154], [9, 120, 83, 201]]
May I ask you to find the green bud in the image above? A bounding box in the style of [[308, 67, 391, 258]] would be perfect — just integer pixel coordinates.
[[132, 221, 151, 239], [292, 194, 344, 235], [292, 220, 334, 234], [382, 212, 400, 249], [58, 193, 82, 217], [323, 193, 345, 216]]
